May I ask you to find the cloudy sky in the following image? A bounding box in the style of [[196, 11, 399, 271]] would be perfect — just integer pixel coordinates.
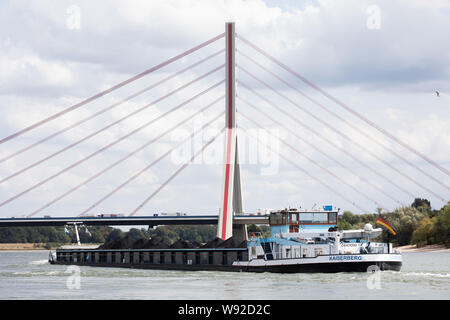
[[0, 0, 449, 218]]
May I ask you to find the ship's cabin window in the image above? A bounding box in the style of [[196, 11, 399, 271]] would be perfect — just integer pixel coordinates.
[[299, 212, 329, 223], [290, 213, 298, 224], [313, 212, 328, 223], [269, 212, 286, 225], [328, 212, 337, 224], [299, 213, 313, 223], [270, 210, 338, 225]]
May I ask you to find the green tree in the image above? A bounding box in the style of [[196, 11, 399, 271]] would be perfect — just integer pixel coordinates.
[[433, 202, 450, 247], [381, 207, 428, 245], [340, 211, 359, 225], [411, 217, 437, 247], [247, 224, 270, 237], [411, 198, 431, 212]]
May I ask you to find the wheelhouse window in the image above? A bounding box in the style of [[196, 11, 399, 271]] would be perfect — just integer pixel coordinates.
[[328, 212, 337, 224], [313, 212, 328, 223], [269, 212, 286, 225], [299, 213, 313, 223], [271, 210, 338, 225], [290, 213, 298, 224], [299, 212, 336, 224]]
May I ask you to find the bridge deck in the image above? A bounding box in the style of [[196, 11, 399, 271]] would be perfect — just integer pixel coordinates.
[[0, 215, 268, 227]]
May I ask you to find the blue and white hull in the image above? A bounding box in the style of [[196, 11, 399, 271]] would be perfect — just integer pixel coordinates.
[[233, 253, 402, 273]]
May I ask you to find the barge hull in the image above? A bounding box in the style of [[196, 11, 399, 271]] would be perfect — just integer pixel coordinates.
[[50, 261, 248, 272], [244, 261, 402, 273], [50, 258, 401, 273]]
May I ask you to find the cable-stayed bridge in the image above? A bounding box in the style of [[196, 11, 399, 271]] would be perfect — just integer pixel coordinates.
[[0, 23, 448, 240]]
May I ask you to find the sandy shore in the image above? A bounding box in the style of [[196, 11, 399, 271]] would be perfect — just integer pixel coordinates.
[[0, 243, 102, 250], [395, 244, 450, 253], [0, 243, 47, 250]]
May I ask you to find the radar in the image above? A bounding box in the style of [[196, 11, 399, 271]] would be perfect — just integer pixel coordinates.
[[364, 223, 373, 232]]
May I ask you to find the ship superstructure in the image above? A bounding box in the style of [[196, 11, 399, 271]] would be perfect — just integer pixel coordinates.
[[232, 206, 401, 272]]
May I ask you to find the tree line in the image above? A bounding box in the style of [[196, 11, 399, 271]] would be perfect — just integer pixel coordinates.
[[0, 225, 114, 247], [0, 198, 449, 248], [338, 199, 450, 247]]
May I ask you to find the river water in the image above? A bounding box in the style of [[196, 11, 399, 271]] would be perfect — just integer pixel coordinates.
[[0, 250, 449, 300]]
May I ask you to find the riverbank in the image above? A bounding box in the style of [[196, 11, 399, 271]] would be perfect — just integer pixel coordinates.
[[395, 244, 450, 253], [0, 243, 99, 250], [0, 243, 48, 250]]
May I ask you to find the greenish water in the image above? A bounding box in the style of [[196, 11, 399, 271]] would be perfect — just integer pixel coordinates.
[[0, 251, 449, 299]]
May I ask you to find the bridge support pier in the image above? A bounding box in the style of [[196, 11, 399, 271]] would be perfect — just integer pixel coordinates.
[[232, 224, 248, 243]]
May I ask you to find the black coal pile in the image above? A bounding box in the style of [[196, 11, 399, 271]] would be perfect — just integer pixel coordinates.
[[99, 235, 170, 250], [170, 239, 201, 249], [99, 235, 136, 249], [217, 237, 247, 248], [130, 238, 148, 249], [201, 237, 224, 248], [143, 237, 171, 249], [200, 236, 247, 248], [99, 236, 246, 250]]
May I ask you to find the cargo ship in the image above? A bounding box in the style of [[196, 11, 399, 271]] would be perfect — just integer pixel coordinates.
[[49, 206, 402, 273]]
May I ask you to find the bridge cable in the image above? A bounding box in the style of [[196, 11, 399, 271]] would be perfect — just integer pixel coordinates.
[[237, 35, 450, 178], [237, 49, 449, 192], [237, 80, 416, 200], [0, 66, 224, 185], [0, 80, 224, 208], [237, 68, 447, 202], [239, 111, 387, 211], [240, 126, 369, 213], [0, 33, 225, 145], [80, 112, 223, 217], [238, 96, 405, 207], [27, 96, 225, 217], [129, 126, 225, 217], [0, 49, 225, 164]]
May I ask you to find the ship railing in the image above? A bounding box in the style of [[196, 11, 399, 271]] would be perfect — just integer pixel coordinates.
[[263, 250, 305, 260]]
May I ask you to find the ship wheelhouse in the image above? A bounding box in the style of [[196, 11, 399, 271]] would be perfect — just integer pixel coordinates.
[[268, 206, 338, 235]]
